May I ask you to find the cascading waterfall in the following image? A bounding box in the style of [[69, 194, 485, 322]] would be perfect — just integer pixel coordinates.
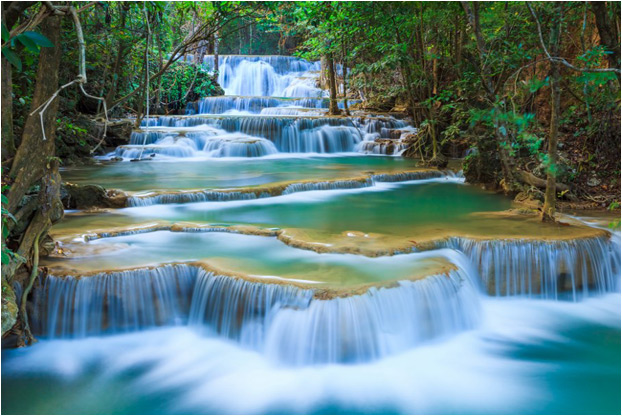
[[35, 265, 197, 338], [32, 263, 480, 365], [116, 116, 407, 159], [263, 272, 480, 365], [105, 55, 407, 160], [442, 235, 621, 299], [204, 55, 323, 97]]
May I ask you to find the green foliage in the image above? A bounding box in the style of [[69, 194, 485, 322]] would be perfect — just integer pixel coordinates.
[[158, 62, 220, 109], [607, 201, 621, 229], [1, 171, 24, 266], [1, 22, 54, 72], [57, 117, 88, 147]]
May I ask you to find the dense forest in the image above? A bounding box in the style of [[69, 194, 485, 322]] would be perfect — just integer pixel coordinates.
[[1, 1, 620, 339]]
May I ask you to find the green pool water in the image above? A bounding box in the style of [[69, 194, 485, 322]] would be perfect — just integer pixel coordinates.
[[42, 231, 452, 287], [55, 181, 516, 239], [64, 156, 421, 192]]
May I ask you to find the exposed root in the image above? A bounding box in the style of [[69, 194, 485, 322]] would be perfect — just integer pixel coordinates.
[[17, 232, 41, 347]]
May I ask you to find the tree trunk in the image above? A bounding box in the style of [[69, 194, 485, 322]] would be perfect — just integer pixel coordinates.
[[1, 2, 36, 162], [327, 53, 341, 115], [341, 40, 350, 116], [8, 15, 62, 214], [214, 30, 219, 73], [4, 15, 64, 289], [591, 1, 621, 81], [1, 57, 15, 161], [542, 5, 563, 222]]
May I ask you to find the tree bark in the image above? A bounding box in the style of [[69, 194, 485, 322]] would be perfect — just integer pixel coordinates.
[[327, 53, 341, 115], [1, 57, 15, 161]]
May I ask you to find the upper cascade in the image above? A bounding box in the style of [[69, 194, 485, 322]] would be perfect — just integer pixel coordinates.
[[204, 55, 324, 97], [102, 54, 417, 160]]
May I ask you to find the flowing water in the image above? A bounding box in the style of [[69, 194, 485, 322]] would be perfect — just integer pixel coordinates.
[[2, 55, 620, 415]]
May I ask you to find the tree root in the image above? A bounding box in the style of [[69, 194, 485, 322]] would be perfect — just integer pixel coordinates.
[[17, 231, 41, 347]]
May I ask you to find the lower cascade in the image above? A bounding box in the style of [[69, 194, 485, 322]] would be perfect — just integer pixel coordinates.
[[443, 235, 621, 299], [33, 263, 480, 365]]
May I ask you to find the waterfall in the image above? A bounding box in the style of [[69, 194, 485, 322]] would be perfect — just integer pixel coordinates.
[[123, 115, 407, 158], [127, 189, 265, 207], [125, 170, 455, 206], [264, 271, 480, 365], [203, 55, 323, 97], [442, 235, 621, 299], [32, 263, 480, 365], [35, 265, 197, 338], [104, 55, 408, 160]]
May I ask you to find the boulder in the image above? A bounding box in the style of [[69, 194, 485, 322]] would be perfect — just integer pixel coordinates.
[[61, 183, 128, 209]]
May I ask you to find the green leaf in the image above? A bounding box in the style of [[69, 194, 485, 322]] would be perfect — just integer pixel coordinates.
[[1, 47, 21, 71], [1, 250, 10, 265], [1, 23, 9, 42], [22, 31, 54, 47], [16, 34, 39, 54], [1, 194, 7, 204]]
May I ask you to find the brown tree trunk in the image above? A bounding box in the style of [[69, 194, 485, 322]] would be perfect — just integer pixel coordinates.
[[327, 53, 341, 116], [542, 5, 563, 222], [3, 15, 64, 287], [591, 1, 621, 81], [1, 2, 37, 162], [8, 15, 62, 214]]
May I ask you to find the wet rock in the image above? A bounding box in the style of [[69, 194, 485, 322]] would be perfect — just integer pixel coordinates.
[[1, 279, 18, 336], [61, 183, 128, 209]]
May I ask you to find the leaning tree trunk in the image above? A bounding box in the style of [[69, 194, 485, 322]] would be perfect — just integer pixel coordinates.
[[8, 15, 62, 215], [2, 15, 65, 341], [327, 53, 341, 116]]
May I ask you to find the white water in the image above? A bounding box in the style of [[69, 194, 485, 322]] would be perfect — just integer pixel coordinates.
[[5, 293, 620, 414]]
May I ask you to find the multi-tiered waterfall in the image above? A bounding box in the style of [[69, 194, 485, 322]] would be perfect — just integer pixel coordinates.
[[109, 55, 410, 160], [3, 55, 620, 415]]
